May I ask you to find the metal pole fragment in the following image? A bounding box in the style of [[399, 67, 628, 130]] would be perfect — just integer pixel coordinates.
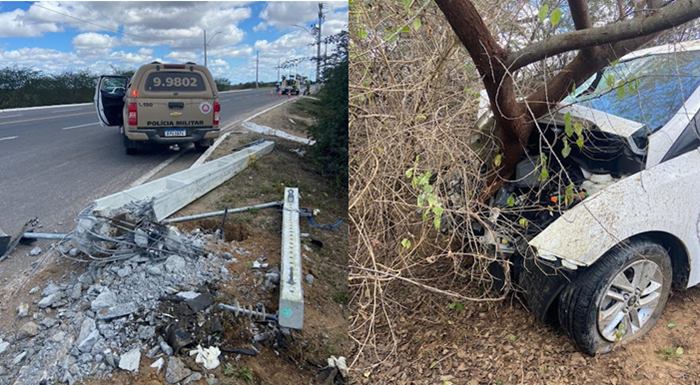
[[162, 201, 283, 224], [279, 187, 303, 329], [22, 232, 71, 240]]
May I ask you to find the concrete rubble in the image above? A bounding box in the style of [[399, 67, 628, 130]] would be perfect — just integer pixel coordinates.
[[0, 216, 246, 385]]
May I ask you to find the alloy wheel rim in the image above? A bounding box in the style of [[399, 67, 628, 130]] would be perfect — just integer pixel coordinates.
[[597, 259, 664, 342]]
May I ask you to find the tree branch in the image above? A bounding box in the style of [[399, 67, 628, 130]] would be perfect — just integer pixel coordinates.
[[506, 0, 700, 70], [568, 0, 592, 29]]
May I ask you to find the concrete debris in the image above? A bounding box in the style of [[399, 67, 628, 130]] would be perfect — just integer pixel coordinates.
[[42, 282, 61, 296], [29, 247, 42, 256], [184, 372, 203, 384], [91, 288, 117, 311], [37, 292, 62, 309], [77, 318, 98, 353], [95, 302, 138, 320], [118, 348, 141, 372], [176, 291, 200, 300], [0, 226, 240, 385], [165, 356, 192, 384], [16, 303, 28, 318], [12, 351, 27, 366], [150, 356, 164, 372], [18, 322, 39, 339], [189, 345, 221, 370], [327, 356, 348, 378], [305, 273, 315, 285]]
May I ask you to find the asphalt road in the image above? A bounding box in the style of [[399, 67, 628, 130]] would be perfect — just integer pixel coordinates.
[[0, 87, 284, 235]]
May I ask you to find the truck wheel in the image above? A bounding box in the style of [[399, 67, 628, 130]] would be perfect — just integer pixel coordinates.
[[558, 240, 672, 355], [123, 136, 139, 155], [194, 139, 211, 152]]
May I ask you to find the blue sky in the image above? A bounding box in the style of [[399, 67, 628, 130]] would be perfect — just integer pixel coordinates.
[[0, 1, 348, 83]]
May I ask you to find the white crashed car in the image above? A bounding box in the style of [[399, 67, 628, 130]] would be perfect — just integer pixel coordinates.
[[483, 40, 700, 354]]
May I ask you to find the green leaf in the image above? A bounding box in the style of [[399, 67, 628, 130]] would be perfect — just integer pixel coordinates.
[[616, 84, 625, 100], [550, 8, 562, 27], [573, 121, 584, 137], [576, 135, 585, 149], [433, 215, 441, 231], [448, 302, 465, 312], [416, 113, 427, 122], [405, 168, 413, 179], [564, 112, 573, 137], [538, 167, 549, 183], [400, 25, 410, 33], [667, 321, 677, 329], [564, 183, 575, 205], [412, 18, 422, 31], [506, 194, 516, 208], [401, 238, 412, 249], [357, 28, 368, 40], [538, 4, 549, 23], [493, 153, 503, 167], [605, 74, 615, 89], [402, 0, 412, 10], [506, 334, 518, 342], [561, 139, 571, 158], [676, 346, 684, 355], [518, 217, 529, 228]]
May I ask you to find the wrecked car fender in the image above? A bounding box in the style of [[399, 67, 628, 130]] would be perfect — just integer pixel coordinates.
[[529, 148, 700, 288]]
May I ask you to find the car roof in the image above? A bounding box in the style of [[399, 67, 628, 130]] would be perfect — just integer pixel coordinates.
[[137, 62, 209, 72], [620, 39, 700, 62]]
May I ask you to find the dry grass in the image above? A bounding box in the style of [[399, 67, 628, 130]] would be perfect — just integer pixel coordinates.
[[348, 0, 514, 374]]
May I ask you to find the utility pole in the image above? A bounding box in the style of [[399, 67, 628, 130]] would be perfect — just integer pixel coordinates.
[[255, 50, 259, 88], [316, 3, 323, 83], [203, 29, 207, 67]]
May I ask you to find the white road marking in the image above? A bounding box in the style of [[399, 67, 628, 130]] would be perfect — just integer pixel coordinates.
[[0, 113, 23, 119], [0, 102, 91, 113], [61, 122, 99, 130], [0, 136, 18, 142], [0, 111, 94, 126]]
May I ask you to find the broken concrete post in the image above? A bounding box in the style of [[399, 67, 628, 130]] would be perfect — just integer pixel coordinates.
[[279, 187, 303, 329], [88, 140, 275, 221]]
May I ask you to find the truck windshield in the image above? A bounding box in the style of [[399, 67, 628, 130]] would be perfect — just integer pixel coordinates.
[[567, 50, 700, 132]]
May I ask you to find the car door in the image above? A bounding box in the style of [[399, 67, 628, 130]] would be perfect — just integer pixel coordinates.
[[94, 75, 129, 127]]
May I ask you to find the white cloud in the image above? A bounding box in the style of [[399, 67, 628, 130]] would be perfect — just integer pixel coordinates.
[[0, 8, 61, 37], [72, 32, 117, 53]]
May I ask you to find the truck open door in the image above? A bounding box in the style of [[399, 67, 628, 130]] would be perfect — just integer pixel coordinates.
[[94, 75, 129, 127]]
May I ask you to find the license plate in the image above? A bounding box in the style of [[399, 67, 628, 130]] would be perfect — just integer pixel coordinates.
[[164, 129, 186, 137]]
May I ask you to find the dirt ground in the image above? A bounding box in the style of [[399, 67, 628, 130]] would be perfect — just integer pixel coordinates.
[[355, 282, 700, 385], [250, 97, 318, 139]]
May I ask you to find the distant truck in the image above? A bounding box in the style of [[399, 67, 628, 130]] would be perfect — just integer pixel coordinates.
[[94, 62, 220, 154]]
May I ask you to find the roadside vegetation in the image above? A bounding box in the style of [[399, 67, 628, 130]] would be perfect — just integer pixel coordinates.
[[0, 67, 272, 109], [349, 0, 700, 383]]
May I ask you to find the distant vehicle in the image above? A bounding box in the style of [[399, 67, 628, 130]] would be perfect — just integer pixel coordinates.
[[94, 62, 220, 155], [478, 40, 700, 354]]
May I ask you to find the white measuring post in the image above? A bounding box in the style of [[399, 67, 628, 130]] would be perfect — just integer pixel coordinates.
[[279, 187, 304, 329]]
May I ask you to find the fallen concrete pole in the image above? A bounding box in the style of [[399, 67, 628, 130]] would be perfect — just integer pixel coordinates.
[[242, 121, 315, 145], [0, 227, 10, 258], [279, 187, 304, 329], [90, 140, 275, 221], [163, 201, 283, 224]]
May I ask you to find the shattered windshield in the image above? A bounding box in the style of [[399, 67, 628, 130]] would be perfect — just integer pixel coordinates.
[[567, 50, 700, 132]]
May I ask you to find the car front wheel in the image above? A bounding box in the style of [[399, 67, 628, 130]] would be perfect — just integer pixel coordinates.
[[558, 240, 672, 355]]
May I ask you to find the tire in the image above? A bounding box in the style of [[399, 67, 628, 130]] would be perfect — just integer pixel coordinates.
[[194, 139, 211, 152], [558, 240, 672, 355], [123, 136, 139, 155]]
